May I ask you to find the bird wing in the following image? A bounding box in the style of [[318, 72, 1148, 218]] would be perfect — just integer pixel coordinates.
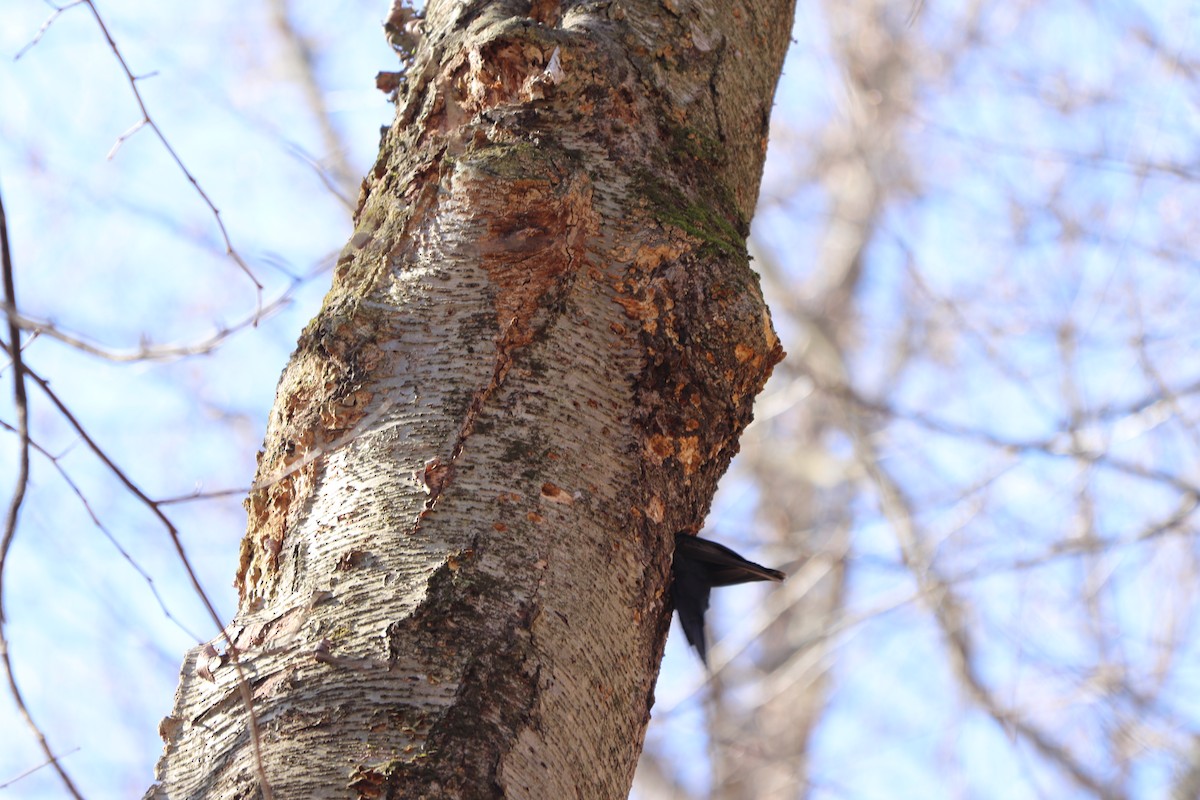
[[674, 533, 786, 586], [671, 554, 713, 665]]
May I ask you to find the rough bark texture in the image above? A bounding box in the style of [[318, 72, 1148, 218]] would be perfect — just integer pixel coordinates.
[[148, 0, 794, 797]]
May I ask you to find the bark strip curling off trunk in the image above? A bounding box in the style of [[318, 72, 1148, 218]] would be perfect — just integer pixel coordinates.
[[148, 0, 794, 797]]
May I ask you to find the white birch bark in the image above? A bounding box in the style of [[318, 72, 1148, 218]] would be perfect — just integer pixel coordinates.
[[148, 0, 795, 797]]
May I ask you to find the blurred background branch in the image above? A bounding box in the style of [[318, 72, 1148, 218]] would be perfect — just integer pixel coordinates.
[[2, 0, 1199, 798]]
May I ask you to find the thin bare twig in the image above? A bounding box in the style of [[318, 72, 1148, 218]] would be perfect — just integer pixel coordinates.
[[0, 747, 81, 790], [83, 0, 263, 305], [269, 0, 359, 204], [1, 279, 296, 363], [19, 0, 265, 313], [843, 401, 1121, 799], [13, 0, 85, 60], [840, 386, 1200, 499], [0, 185, 86, 798], [158, 394, 399, 506], [0, 416, 203, 642], [18, 362, 275, 798]]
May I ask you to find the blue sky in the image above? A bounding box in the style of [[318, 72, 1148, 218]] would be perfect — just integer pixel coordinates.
[[4, 1, 1200, 798]]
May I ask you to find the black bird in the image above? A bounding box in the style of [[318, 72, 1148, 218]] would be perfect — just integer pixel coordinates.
[[671, 532, 786, 665]]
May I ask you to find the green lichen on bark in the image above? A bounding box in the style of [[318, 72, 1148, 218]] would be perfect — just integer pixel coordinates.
[[632, 169, 748, 258]]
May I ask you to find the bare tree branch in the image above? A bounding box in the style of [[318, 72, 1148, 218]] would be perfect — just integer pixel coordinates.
[[268, 0, 359, 205], [19, 0, 265, 311], [17, 361, 275, 799], [0, 182, 86, 799]]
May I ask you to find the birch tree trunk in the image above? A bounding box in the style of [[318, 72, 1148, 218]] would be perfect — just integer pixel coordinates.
[[148, 0, 794, 797]]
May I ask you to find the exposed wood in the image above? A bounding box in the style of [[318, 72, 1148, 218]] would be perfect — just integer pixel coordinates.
[[148, 0, 794, 797]]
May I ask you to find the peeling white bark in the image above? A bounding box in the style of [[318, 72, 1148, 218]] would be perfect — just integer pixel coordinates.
[[147, 1, 795, 797]]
